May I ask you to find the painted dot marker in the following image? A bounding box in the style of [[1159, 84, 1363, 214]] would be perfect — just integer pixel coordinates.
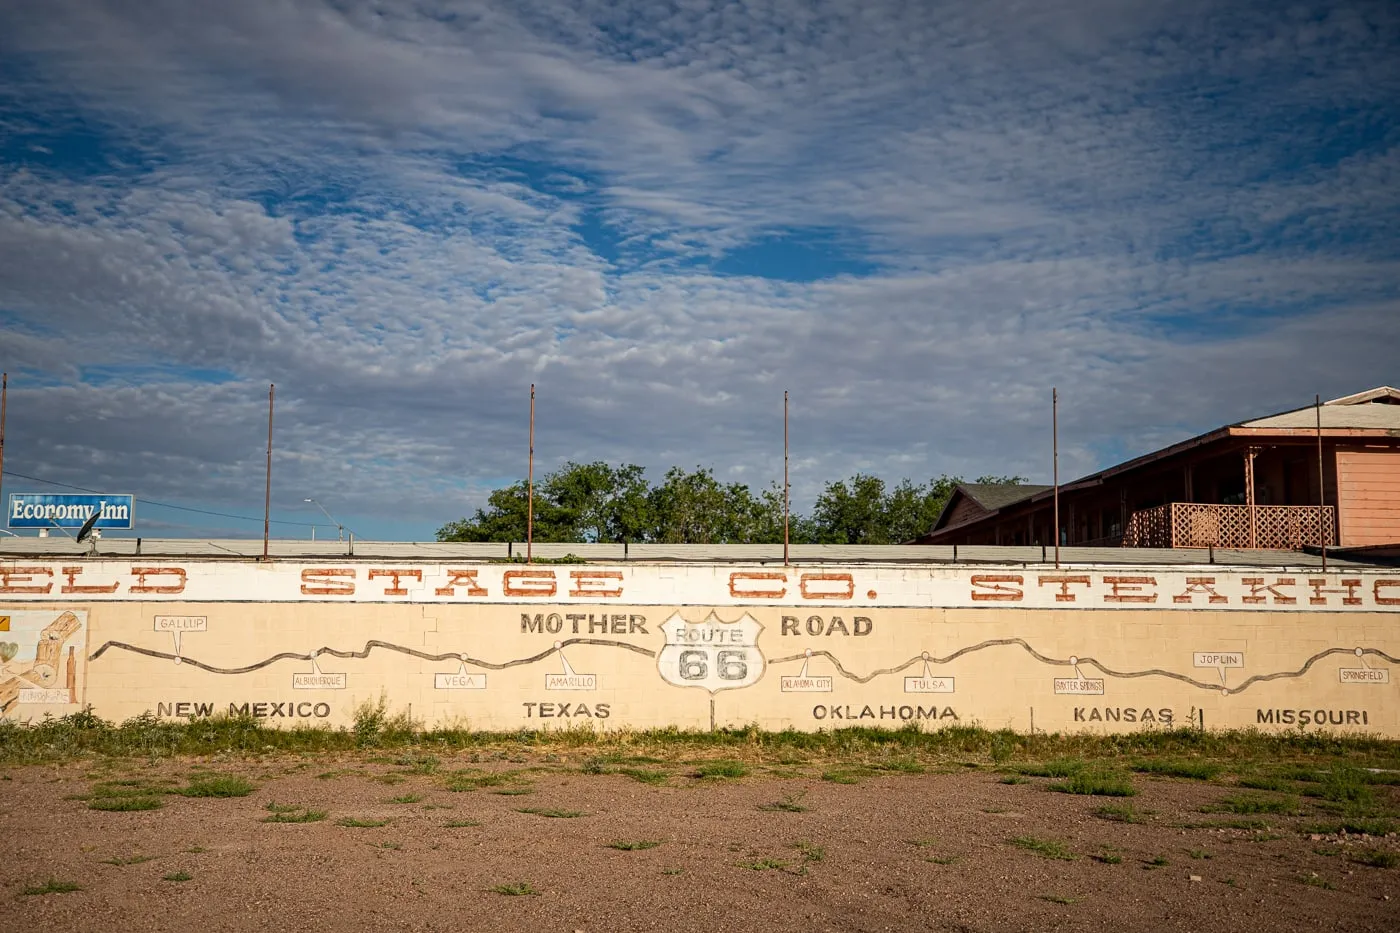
[[867, 590, 878, 599]]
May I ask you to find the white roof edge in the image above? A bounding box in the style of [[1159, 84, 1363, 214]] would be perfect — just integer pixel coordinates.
[[1325, 386, 1400, 406]]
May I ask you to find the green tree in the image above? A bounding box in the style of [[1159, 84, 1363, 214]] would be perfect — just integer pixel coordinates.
[[809, 473, 892, 544], [809, 473, 1027, 544], [543, 461, 651, 542], [435, 481, 574, 543], [436, 464, 1024, 545]]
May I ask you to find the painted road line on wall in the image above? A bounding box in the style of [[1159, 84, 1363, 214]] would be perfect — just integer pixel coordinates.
[[86, 634, 1400, 697], [88, 636, 656, 675]]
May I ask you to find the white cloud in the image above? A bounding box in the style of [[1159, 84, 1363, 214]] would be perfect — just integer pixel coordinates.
[[0, 0, 1397, 536]]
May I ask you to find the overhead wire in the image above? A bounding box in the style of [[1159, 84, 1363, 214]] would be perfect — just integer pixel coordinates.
[[2, 465, 322, 523]]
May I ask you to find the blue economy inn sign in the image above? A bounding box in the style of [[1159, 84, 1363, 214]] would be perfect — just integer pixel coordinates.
[[7, 493, 135, 530]]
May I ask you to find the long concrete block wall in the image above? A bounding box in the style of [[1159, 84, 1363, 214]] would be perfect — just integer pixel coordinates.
[[1, 560, 1397, 734]]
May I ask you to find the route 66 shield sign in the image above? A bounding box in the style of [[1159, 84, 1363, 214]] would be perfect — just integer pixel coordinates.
[[657, 611, 765, 693]]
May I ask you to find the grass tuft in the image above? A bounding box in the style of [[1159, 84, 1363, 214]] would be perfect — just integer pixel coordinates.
[[89, 795, 163, 811], [1049, 770, 1136, 797], [736, 857, 789, 871], [1349, 848, 1399, 869], [1092, 803, 1148, 823], [337, 817, 391, 828], [261, 808, 327, 823], [491, 881, 540, 896], [692, 760, 749, 780], [1010, 836, 1076, 860], [516, 807, 585, 819], [21, 879, 82, 896], [99, 854, 155, 866], [605, 840, 662, 851], [162, 871, 192, 882], [757, 791, 809, 813], [444, 819, 481, 828], [444, 770, 517, 792]]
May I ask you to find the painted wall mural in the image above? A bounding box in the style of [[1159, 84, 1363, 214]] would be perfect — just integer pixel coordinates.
[[1, 560, 1396, 734], [0, 609, 88, 716]]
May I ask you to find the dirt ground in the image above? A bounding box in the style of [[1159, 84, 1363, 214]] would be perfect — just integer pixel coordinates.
[[3, 754, 1398, 932]]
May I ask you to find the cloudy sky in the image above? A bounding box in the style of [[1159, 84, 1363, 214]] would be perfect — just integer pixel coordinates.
[[1, 0, 1397, 540]]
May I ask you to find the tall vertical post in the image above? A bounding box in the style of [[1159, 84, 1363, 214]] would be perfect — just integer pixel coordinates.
[[1244, 448, 1258, 548], [263, 383, 274, 561], [527, 383, 535, 565], [0, 373, 7, 522], [784, 390, 790, 566], [1052, 387, 1060, 568], [1317, 394, 1327, 569]]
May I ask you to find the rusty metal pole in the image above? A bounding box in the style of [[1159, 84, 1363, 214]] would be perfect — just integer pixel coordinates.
[[263, 384, 274, 561], [1245, 448, 1257, 548], [0, 373, 7, 523], [1052, 387, 1059, 569], [1317, 394, 1327, 570], [784, 390, 790, 566], [527, 383, 535, 565]]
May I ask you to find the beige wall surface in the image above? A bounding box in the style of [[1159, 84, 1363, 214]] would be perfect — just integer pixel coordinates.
[[1, 561, 1397, 735]]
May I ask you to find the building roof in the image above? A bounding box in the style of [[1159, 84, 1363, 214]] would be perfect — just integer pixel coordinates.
[[957, 482, 1053, 512], [0, 537, 1382, 567], [912, 386, 1400, 543], [1326, 386, 1400, 406], [1242, 400, 1400, 431]]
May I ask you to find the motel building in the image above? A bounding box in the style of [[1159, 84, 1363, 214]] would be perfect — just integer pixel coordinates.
[[914, 386, 1400, 553]]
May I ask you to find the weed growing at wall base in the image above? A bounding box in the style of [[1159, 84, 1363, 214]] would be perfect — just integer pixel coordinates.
[[4, 710, 1400, 780]]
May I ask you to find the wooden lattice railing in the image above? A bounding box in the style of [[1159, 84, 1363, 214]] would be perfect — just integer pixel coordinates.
[[1123, 503, 1336, 549]]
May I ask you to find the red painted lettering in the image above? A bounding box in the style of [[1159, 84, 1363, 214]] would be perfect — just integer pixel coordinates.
[[503, 570, 558, 597], [569, 571, 623, 598], [970, 573, 1024, 602], [0, 566, 53, 594], [1308, 578, 1362, 607], [1037, 574, 1091, 603], [130, 567, 187, 595], [1103, 575, 1157, 604], [1376, 580, 1400, 606], [61, 565, 119, 594], [1241, 577, 1296, 605], [799, 573, 855, 600], [368, 569, 423, 596], [300, 568, 356, 596], [729, 572, 787, 599], [435, 569, 487, 597], [1172, 576, 1227, 605]]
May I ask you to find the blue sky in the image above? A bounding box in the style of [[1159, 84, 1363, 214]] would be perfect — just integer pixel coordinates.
[[0, 0, 1397, 539]]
